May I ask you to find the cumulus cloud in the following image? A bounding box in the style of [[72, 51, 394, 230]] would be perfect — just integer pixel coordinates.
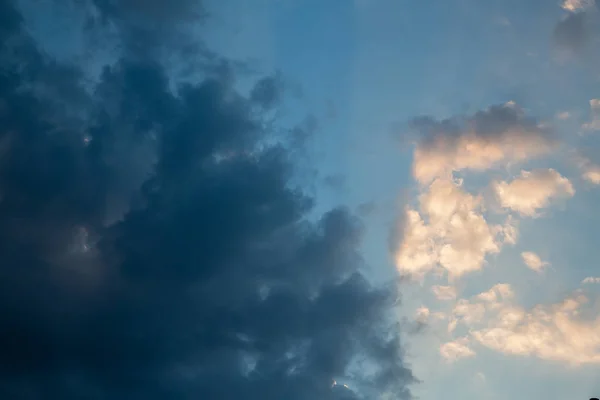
[[0, 1, 415, 399], [409, 102, 555, 184], [440, 337, 476, 362], [449, 285, 600, 365], [395, 178, 516, 279], [492, 169, 575, 217], [521, 251, 549, 272]]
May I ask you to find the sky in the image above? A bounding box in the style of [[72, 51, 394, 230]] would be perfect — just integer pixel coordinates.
[[1, 0, 600, 399]]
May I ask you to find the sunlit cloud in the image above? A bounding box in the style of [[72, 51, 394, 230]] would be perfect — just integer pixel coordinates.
[[575, 155, 600, 184], [562, 0, 595, 12], [492, 169, 575, 217], [446, 285, 600, 365], [440, 337, 476, 362], [395, 178, 515, 279], [410, 102, 555, 184], [521, 251, 549, 272]]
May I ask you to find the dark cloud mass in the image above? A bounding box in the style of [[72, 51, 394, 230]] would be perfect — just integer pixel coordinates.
[[0, 0, 414, 399], [553, 2, 600, 61]]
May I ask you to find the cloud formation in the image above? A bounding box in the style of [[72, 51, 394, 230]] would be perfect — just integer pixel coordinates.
[[0, 1, 414, 398], [409, 102, 555, 184], [575, 154, 600, 184], [554, 0, 600, 61], [582, 99, 600, 131], [492, 169, 575, 217], [521, 251, 549, 272], [446, 285, 600, 365], [562, 0, 596, 12], [440, 338, 476, 362], [395, 178, 515, 279]]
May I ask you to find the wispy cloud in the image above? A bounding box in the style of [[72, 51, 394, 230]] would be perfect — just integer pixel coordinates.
[[521, 251, 550, 272]]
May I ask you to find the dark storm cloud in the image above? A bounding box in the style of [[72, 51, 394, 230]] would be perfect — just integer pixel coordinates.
[[0, 1, 415, 399]]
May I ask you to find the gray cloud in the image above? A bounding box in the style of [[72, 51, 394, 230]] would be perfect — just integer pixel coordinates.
[[553, 2, 600, 61], [0, 1, 415, 399], [406, 102, 555, 183]]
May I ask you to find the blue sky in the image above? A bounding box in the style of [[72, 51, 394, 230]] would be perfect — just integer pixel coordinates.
[[205, 1, 600, 399], [3, 0, 600, 398]]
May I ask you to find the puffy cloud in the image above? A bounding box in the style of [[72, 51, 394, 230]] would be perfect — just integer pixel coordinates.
[[492, 169, 575, 217], [431, 285, 457, 301], [449, 285, 600, 365], [0, 1, 415, 399], [521, 251, 549, 272], [582, 277, 600, 284], [395, 178, 515, 279], [476, 283, 515, 303], [409, 102, 555, 184], [562, 0, 596, 12], [582, 164, 600, 184], [447, 284, 514, 333], [440, 337, 476, 362]]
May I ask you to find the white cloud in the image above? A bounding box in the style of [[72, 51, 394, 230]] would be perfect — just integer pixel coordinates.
[[492, 169, 575, 216], [556, 111, 572, 120], [582, 277, 600, 284], [521, 251, 549, 272], [395, 178, 515, 279], [449, 299, 486, 333], [449, 285, 600, 365], [476, 283, 515, 303], [448, 284, 514, 333], [440, 337, 476, 362], [432, 285, 457, 301]]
